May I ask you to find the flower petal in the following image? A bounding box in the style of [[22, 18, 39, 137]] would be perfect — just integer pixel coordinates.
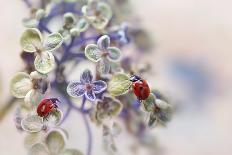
[[76, 18, 89, 33], [141, 93, 156, 112], [80, 69, 93, 83], [10, 72, 32, 98], [108, 73, 132, 96], [96, 59, 110, 75], [59, 149, 84, 155], [20, 28, 43, 53], [24, 133, 42, 149], [85, 90, 96, 102], [45, 129, 67, 154], [34, 51, 56, 74], [97, 35, 110, 50], [92, 80, 107, 94], [107, 47, 121, 61], [43, 108, 63, 126], [24, 89, 43, 107], [21, 115, 43, 133], [85, 44, 101, 62], [28, 143, 49, 155], [43, 32, 63, 52], [67, 81, 85, 98], [22, 18, 38, 28]]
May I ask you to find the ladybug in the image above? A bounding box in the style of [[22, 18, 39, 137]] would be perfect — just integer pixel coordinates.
[[130, 75, 150, 100], [37, 98, 59, 118]]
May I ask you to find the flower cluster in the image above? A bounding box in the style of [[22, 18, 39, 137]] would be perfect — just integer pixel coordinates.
[[8, 0, 173, 155]]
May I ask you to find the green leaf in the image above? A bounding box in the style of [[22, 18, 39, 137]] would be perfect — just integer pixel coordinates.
[[108, 73, 131, 96], [10, 72, 32, 98], [34, 51, 55, 74], [21, 115, 43, 133], [141, 93, 156, 112], [43, 33, 63, 52], [20, 28, 43, 53], [85, 44, 101, 62]]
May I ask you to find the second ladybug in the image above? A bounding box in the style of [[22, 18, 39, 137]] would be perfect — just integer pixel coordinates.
[[130, 75, 150, 100], [37, 98, 59, 118]]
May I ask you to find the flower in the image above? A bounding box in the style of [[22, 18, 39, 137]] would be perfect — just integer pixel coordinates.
[[23, 8, 46, 28], [20, 28, 63, 74], [82, 1, 112, 30], [141, 93, 172, 127], [59, 12, 89, 41], [85, 35, 122, 74], [20, 109, 63, 133], [27, 129, 83, 155], [10, 71, 49, 106], [67, 69, 107, 102], [90, 94, 122, 125]]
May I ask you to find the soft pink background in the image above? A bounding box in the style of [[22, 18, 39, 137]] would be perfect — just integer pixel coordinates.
[[0, 0, 232, 155]]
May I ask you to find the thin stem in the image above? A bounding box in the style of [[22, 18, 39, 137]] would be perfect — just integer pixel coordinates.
[[82, 114, 92, 155]]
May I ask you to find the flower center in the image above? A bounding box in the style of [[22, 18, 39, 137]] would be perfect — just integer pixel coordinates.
[[85, 83, 93, 91], [101, 51, 109, 57]]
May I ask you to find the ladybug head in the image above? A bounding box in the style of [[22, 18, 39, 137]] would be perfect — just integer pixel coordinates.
[[48, 98, 60, 105], [130, 75, 142, 82]]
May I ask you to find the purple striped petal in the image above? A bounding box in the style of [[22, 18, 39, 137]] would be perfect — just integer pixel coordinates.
[[92, 80, 107, 94], [85, 90, 96, 102], [80, 69, 93, 84], [67, 81, 85, 98]]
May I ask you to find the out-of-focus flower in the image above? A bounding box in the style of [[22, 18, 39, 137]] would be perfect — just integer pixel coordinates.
[[90, 94, 122, 125], [10, 71, 49, 106], [59, 12, 89, 41], [23, 8, 46, 28], [142, 93, 172, 127], [67, 69, 107, 101], [82, 0, 112, 30], [20, 28, 63, 74], [102, 122, 121, 154], [85, 35, 121, 74], [27, 129, 83, 155]]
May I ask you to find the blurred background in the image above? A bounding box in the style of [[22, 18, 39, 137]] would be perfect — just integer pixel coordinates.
[[0, 0, 232, 155]]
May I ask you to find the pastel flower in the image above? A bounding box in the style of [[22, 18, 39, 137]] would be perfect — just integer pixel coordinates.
[[82, 1, 112, 30], [142, 93, 172, 127], [20, 28, 63, 74], [10, 71, 49, 106], [27, 129, 83, 155], [67, 69, 107, 102], [85, 35, 121, 74], [90, 94, 122, 125], [23, 9, 46, 28]]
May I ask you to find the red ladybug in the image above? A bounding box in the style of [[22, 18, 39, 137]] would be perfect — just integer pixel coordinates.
[[37, 98, 59, 118], [130, 75, 150, 100]]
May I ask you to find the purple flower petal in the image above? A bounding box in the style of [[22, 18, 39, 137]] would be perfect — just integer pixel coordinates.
[[92, 80, 107, 94], [67, 81, 85, 98], [85, 90, 96, 102], [80, 69, 93, 84]]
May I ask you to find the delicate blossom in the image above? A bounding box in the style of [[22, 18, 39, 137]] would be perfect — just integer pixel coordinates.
[[67, 69, 107, 101], [85, 35, 122, 74], [10, 71, 49, 106], [82, 0, 112, 30], [27, 129, 83, 155], [23, 8, 46, 28], [20, 28, 63, 74], [90, 94, 122, 125], [142, 93, 172, 127]]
